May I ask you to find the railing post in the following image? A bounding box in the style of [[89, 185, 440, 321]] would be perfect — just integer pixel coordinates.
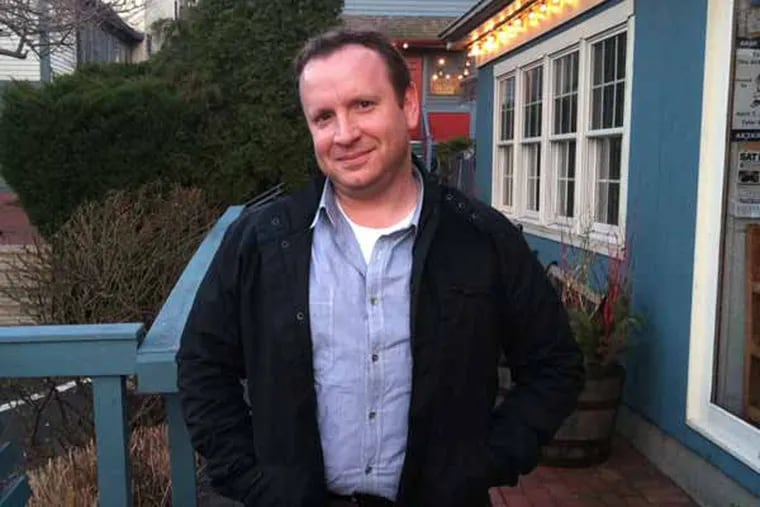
[[92, 376, 131, 507], [166, 394, 197, 507]]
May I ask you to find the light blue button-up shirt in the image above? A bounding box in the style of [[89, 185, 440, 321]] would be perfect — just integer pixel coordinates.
[[309, 175, 422, 500]]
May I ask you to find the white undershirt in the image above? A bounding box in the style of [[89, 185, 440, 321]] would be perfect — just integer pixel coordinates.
[[337, 203, 416, 264]]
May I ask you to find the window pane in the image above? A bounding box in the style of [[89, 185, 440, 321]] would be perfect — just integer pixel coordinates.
[[610, 135, 622, 180], [594, 136, 623, 225], [617, 32, 627, 79], [525, 143, 541, 211], [604, 37, 616, 82], [500, 77, 515, 141], [591, 33, 627, 132], [593, 40, 603, 85], [502, 145, 514, 207], [614, 81, 625, 128], [603, 84, 615, 128], [592, 88, 603, 130], [570, 94, 578, 132], [524, 67, 543, 138], [563, 96, 573, 132], [555, 141, 576, 218], [571, 52, 579, 90], [553, 52, 578, 135]]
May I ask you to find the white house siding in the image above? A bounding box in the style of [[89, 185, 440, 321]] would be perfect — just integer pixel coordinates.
[[343, 0, 478, 17], [50, 44, 77, 78], [0, 36, 40, 81], [0, 246, 35, 326]]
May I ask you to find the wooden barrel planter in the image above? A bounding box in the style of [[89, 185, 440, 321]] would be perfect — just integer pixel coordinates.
[[540, 362, 625, 467]]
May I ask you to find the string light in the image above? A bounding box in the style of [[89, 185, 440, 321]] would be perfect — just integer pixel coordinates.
[[464, 0, 575, 61], [438, 58, 446, 66], [402, 42, 409, 49]]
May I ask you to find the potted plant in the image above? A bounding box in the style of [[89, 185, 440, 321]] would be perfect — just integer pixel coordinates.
[[540, 238, 641, 467]]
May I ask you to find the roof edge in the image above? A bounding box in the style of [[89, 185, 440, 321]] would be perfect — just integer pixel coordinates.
[[440, 0, 513, 44]]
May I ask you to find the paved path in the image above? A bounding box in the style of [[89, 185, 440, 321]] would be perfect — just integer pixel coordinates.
[[490, 438, 697, 506]]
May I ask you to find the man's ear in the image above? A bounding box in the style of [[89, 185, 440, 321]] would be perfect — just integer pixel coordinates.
[[404, 83, 420, 132]]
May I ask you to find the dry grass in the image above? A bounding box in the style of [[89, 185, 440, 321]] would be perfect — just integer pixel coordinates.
[[28, 423, 174, 507]]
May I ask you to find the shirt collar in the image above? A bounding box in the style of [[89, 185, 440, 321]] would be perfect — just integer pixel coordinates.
[[310, 168, 425, 231]]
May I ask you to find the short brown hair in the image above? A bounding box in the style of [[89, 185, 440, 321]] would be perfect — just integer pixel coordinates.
[[294, 29, 411, 105]]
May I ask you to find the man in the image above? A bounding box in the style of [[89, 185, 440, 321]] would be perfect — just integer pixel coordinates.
[[177, 30, 584, 507]]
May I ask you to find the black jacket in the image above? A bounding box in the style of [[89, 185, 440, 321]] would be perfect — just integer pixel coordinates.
[[177, 171, 584, 507]]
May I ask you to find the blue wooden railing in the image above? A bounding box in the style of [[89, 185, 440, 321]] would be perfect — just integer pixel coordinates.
[[0, 203, 250, 505], [1, 435, 31, 506], [136, 204, 244, 507], [0, 323, 144, 506]]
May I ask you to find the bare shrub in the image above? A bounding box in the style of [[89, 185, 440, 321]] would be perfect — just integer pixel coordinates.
[[1, 184, 219, 473], [28, 424, 175, 507], [6, 183, 218, 326]]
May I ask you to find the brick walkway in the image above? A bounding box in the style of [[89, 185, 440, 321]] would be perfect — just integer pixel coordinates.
[[0, 192, 36, 245], [490, 438, 697, 506]]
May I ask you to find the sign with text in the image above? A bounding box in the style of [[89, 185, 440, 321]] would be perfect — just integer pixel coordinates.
[[733, 39, 760, 140]]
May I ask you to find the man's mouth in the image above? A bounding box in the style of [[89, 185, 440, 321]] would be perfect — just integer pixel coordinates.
[[337, 149, 373, 163]]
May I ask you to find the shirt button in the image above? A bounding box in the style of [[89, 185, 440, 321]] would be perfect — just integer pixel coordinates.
[[371, 353, 379, 363], [365, 465, 373, 475], [370, 296, 379, 306], [368, 411, 376, 420]]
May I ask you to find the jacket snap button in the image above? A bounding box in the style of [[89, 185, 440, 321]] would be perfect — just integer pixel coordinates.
[[271, 217, 280, 226], [457, 202, 465, 210], [296, 311, 305, 321], [281, 240, 290, 249], [445, 193, 454, 201]]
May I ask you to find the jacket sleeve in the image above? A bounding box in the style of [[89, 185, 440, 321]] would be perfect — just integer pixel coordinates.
[[176, 219, 266, 504], [487, 225, 585, 486]]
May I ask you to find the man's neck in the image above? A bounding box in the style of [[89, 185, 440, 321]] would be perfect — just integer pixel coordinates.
[[334, 169, 420, 229]]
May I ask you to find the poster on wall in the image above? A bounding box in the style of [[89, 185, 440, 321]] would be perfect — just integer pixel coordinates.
[[732, 39, 760, 141], [731, 143, 760, 217]]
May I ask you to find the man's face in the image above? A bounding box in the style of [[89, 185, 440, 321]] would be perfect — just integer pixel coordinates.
[[299, 44, 419, 199]]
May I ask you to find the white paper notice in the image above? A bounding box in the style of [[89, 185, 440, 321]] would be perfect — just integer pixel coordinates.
[[733, 40, 760, 134]]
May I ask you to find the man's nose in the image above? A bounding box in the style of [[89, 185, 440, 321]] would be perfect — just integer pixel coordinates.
[[333, 113, 360, 145]]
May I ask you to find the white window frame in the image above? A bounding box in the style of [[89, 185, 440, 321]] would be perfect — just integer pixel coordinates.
[[548, 46, 581, 231], [586, 27, 629, 240], [491, 0, 634, 254], [519, 62, 545, 222], [495, 74, 516, 212], [687, 0, 760, 474]]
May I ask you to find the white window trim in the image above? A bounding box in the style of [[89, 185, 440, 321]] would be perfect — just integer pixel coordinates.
[[494, 74, 517, 213], [687, 0, 760, 474], [547, 46, 581, 228], [490, 0, 634, 255]]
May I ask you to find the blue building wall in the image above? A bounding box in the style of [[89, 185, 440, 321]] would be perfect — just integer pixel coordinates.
[[473, 0, 760, 495]]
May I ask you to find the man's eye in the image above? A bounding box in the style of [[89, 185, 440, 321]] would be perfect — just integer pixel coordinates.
[[358, 101, 374, 109], [314, 113, 332, 124]]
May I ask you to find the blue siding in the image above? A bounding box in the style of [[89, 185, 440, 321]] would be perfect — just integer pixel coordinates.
[[625, 0, 760, 495], [474, 64, 493, 201], [474, 0, 760, 495], [343, 0, 477, 17]]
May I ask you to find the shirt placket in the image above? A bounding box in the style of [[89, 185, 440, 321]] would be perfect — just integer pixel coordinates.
[[362, 234, 391, 493]]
